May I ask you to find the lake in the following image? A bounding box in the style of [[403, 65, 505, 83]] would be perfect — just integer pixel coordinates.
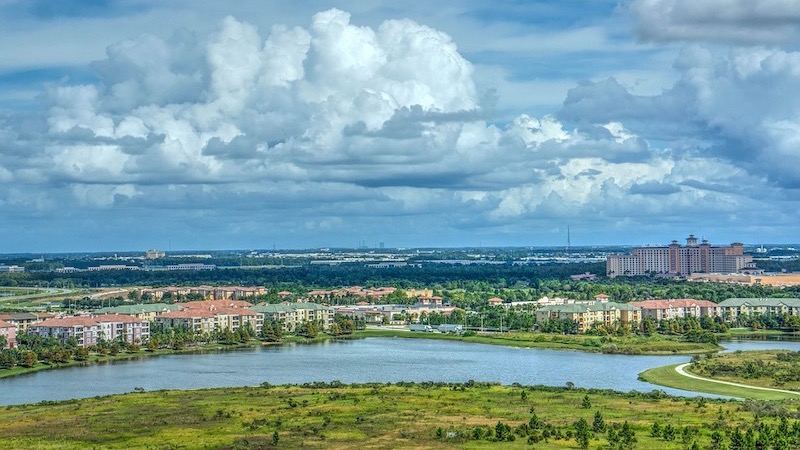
[[1, 337, 799, 406]]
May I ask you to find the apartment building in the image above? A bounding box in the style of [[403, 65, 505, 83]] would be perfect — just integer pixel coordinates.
[[717, 298, 800, 320], [629, 299, 721, 321], [95, 303, 183, 321], [138, 286, 267, 301], [154, 301, 262, 335], [535, 301, 641, 332], [0, 312, 54, 332], [607, 235, 754, 278], [0, 319, 16, 348], [27, 315, 148, 347], [253, 302, 333, 332]]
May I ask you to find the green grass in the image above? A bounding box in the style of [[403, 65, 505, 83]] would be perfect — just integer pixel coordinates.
[[690, 350, 800, 391], [638, 364, 800, 400], [0, 382, 798, 449]]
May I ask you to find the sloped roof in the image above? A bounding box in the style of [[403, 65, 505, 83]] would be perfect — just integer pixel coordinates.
[[629, 299, 718, 309], [538, 301, 639, 313], [95, 303, 181, 315], [718, 298, 800, 307]]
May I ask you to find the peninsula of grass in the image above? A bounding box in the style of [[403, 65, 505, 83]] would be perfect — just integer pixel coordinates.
[[638, 364, 796, 400], [689, 350, 800, 392], [2, 382, 800, 449], [354, 328, 722, 355]]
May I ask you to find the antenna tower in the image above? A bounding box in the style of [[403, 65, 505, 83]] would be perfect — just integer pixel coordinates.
[[566, 226, 571, 253]]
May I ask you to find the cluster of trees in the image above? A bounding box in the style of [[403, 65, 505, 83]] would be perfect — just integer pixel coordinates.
[[0, 333, 140, 369], [436, 400, 800, 449], [692, 351, 800, 387], [731, 313, 800, 331], [435, 408, 635, 448]]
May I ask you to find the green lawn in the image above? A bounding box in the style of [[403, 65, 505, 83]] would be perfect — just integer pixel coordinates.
[[1, 382, 799, 449], [638, 363, 800, 400]]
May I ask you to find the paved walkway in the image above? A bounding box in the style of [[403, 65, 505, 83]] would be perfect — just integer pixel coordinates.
[[675, 363, 800, 397]]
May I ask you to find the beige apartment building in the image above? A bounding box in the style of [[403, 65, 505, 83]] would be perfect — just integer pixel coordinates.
[[628, 299, 721, 321], [535, 301, 640, 332], [607, 235, 754, 278], [28, 315, 148, 347], [253, 302, 333, 332], [717, 298, 800, 319]]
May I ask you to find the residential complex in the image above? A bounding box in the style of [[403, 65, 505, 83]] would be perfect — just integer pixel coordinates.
[[607, 235, 754, 278], [138, 286, 268, 301], [0, 319, 16, 348], [535, 301, 641, 332], [629, 299, 721, 321], [27, 315, 148, 347], [717, 298, 800, 320], [253, 302, 334, 332], [0, 312, 54, 332]]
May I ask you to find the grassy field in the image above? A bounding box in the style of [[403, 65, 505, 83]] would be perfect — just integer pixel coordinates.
[[638, 364, 798, 400], [689, 350, 800, 391], [355, 329, 722, 355], [1, 382, 798, 449]]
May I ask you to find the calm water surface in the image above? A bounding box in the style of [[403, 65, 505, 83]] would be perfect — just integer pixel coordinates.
[[1, 337, 799, 406]]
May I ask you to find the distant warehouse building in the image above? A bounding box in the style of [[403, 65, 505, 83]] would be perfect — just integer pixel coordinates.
[[607, 235, 754, 278]]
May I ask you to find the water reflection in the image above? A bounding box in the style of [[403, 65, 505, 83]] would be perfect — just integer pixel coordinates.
[[1, 337, 799, 406]]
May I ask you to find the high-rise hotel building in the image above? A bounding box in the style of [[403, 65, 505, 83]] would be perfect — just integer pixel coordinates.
[[606, 235, 754, 278]]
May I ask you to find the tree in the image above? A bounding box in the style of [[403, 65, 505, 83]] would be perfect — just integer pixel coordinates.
[[619, 421, 636, 449], [593, 410, 606, 433], [0, 335, 7, 349], [641, 317, 657, 336], [582, 394, 592, 409], [574, 418, 591, 449], [298, 321, 318, 339], [21, 350, 37, 368]]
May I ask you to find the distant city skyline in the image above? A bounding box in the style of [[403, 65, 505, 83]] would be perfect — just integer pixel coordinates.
[[1, 1, 799, 252]]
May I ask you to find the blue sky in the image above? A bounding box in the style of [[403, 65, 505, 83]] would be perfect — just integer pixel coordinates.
[[1, 0, 799, 252]]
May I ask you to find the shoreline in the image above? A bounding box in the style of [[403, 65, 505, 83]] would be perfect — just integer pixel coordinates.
[[2, 328, 777, 380]]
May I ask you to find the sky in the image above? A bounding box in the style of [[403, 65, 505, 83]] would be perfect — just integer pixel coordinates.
[[1, 0, 800, 252]]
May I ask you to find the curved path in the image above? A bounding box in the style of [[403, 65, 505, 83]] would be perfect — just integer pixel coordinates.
[[675, 363, 800, 397]]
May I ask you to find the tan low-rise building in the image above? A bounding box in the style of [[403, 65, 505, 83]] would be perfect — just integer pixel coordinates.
[[629, 299, 721, 321], [95, 303, 182, 321], [717, 298, 800, 319], [536, 301, 640, 332], [253, 302, 333, 332]]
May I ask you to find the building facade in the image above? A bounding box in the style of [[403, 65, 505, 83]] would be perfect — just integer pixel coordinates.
[[0, 319, 16, 348], [535, 301, 640, 332], [28, 315, 148, 347], [254, 302, 333, 332], [629, 299, 721, 321], [717, 298, 800, 320], [607, 235, 754, 278]]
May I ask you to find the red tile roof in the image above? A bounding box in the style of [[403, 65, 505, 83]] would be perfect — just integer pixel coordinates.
[[180, 300, 254, 310], [33, 317, 100, 328], [94, 314, 143, 323], [629, 299, 718, 309], [0, 319, 14, 328], [159, 309, 216, 319]]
